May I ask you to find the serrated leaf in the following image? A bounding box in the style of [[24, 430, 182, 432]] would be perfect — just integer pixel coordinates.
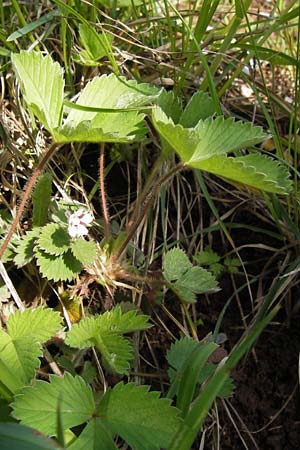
[[12, 373, 95, 436], [66, 307, 151, 374], [153, 106, 268, 163], [7, 306, 61, 342], [175, 266, 218, 294], [156, 89, 182, 123], [194, 153, 292, 194], [32, 173, 52, 227], [163, 248, 192, 282], [98, 382, 181, 450], [38, 224, 71, 255], [71, 239, 97, 265], [97, 333, 133, 374], [54, 75, 159, 143], [179, 91, 216, 127], [14, 229, 41, 268], [194, 247, 221, 266], [66, 306, 151, 348], [68, 418, 118, 450], [0, 330, 41, 389], [11, 51, 64, 132], [0, 423, 63, 450], [36, 248, 82, 281], [167, 337, 200, 382], [172, 285, 197, 304]]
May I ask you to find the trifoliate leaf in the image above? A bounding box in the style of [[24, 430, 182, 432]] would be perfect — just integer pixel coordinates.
[[153, 106, 268, 163], [66, 307, 151, 374], [163, 248, 192, 282], [179, 91, 216, 127], [98, 382, 182, 450], [14, 229, 41, 268], [70, 239, 97, 265], [36, 248, 82, 281], [38, 224, 71, 255], [0, 330, 41, 390], [175, 266, 218, 294], [68, 418, 118, 450], [12, 373, 95, 436], [11, 51, 64, 132], [194, 153, 292, 194], [32, 173, 52, 227], [7, 306, 61, 342]]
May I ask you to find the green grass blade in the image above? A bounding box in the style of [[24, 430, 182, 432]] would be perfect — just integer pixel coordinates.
[[168, 306, 279, 450], [52, 0, 119, 75], [7, 9, 60, 42]]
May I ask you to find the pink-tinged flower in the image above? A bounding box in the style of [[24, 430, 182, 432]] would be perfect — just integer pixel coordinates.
[[68, 209, 93, 238]]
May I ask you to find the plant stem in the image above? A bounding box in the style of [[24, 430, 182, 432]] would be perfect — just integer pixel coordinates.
[[0, 142, 60, 260], [115, 162, 185, 261], [126, 152, 166, 232], [99, 143, 110, 240]]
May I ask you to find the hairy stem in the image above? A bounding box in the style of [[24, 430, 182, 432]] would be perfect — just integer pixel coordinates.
[[0, 142, 60, 260], [99, 142, 110, 240], [115, 162, 185, 261]]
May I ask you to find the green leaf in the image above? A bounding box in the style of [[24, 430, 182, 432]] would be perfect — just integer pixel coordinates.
[[68, 418, 118, 450], [71, 239, 97, 265], [66, 307, 151, 347], [167, 337, 200, 383], [98, 382, 181, 450], [194, 153, 292, 194], [0, 423, 63, 450], [172, 285, 197, 304], [7, 306, 62, 342], [11, 51, 64, 132], [66, 307, 151, 374], [36, 247, 82, 281], [153, 106, 268, 163], [38, 224, 71, 255], [78, 24, 114, 63], [14, 229, 41, 268], [12, 373, 95, 436], [179, 91, 216, 127], [175, 266, 218, 294], [194, 247, 221, 266], [156, 89, 182, 124], [7, 9, 61, 42], [0, 330, 41, 390], [97, 333, 133, 374], [163, 248, 192, 282], [32, 173, 52, 227], [55, 75, 159, 143]]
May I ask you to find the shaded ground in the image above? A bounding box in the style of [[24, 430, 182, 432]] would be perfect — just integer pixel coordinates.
[[218, 314, 300, 450]]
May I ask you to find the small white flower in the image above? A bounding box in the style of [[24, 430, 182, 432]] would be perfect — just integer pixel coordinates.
[[68, 209, 93, 238]]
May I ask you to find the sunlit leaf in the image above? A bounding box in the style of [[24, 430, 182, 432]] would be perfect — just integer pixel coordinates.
[[98, 382, 182, 450], [11, 51, 64, 132], [12, 373, 95, 436]]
